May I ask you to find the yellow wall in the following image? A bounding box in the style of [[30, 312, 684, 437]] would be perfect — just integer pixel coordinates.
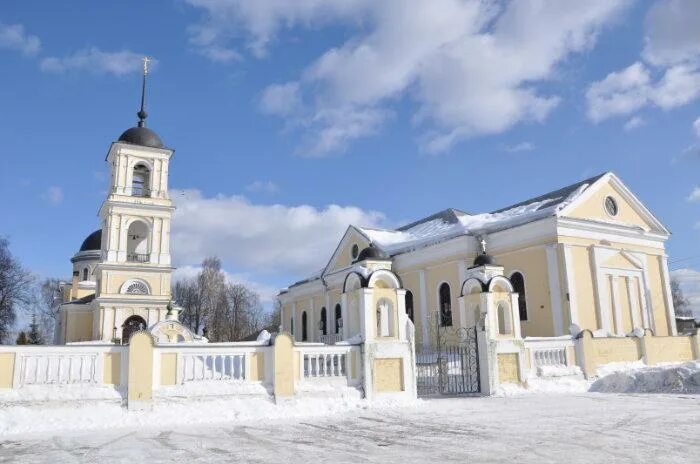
[[326, 230, 369, 274], [644, 336, 695, 365], [65, 311, 94, 342], [250, 352, 264, 382], [646, 256, 670, 335], [0, 353, 15, 389], [160, 353, 177, 386], [425, 262, 461, 332], [103, 352, 121, 385], [373, 358, 404, 392], [397, 271, 422, 344], [567, 182, 653, 231], [497, 246, 555, 337], [273, 332, 295, 397], [127, 332, 154, 403], [497, 353, 521, 384]]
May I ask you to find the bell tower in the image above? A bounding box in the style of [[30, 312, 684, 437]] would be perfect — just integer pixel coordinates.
[[94, 57, 176, 342]]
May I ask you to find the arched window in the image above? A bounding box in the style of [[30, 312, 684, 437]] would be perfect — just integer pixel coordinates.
[[82, 268, 89, 281], [301, 311, 308, 341], [320, 307, 327, 335], [121, 315, 147, 344], [510, 272, 528, 321], [124, 280, 149, 295], [439, 283, 452, 327], [334, 304, 342, 334], [132, 164, 151, 197], [405, 290, 414, 322], [290, 317, 294, 335], [126, 221, 149, 263]]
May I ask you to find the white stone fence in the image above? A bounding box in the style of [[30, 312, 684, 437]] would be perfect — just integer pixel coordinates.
[[153, 342, 273, 389], [523, 336, 575, 374], [295, 343, 361, 387], [0, 344, 126, 389]]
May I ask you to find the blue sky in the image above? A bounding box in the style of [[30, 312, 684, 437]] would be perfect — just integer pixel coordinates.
[[1, 0, 699, 309]]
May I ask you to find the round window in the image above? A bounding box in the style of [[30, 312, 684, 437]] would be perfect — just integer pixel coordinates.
[[351, 244, 359, 259], [604, 196, 618, 217]]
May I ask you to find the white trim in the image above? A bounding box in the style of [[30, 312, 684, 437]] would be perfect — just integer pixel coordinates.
[[660, 255, 677, 335], [561, 245, 579, 327], [610, 275, 623, 335], [626, 276, 641, 330], [367, 269, 401, 289], [545, 244, 564, 336], [590, 246, 612, 333], [419, 270, 429, 347]]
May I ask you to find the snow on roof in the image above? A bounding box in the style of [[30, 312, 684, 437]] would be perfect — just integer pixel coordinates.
[[360, 174, 603, 256]]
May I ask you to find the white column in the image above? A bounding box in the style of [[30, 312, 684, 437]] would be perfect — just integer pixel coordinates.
[[324, 292, 331, 341], [660, 255, 678, 336], [341, 293, 349, 340], [562, 244, 580, 328], [457, 260, 467, 329], [590, 246, 612, 334], [418, 270, 430, 347], [309, 297, 315, 342], [610, 275, 623, 335], [627, 276, 641, 330], [545, 244, 565, 336], [292, 302, 298, 342]]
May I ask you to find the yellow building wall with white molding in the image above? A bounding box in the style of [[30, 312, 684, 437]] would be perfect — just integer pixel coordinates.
[[0, 353, 15, 389], [65, 310, 94, 342], [497, 246, 556, 337], [567, 182, 653, 231]]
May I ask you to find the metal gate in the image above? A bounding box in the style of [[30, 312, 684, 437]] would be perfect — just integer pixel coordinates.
[[415, 326, 480, 396]]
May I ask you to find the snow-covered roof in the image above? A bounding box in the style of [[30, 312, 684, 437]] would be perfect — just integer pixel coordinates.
[[287, 173, 607, 291], [360, 173, 605, 256]]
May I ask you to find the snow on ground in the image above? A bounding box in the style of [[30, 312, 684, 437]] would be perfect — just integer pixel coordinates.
[[1, 362, 699, 462], [1, 394, 698, 463]]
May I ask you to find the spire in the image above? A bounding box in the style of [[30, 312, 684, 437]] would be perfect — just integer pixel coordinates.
[[137, 56, 151, 128]]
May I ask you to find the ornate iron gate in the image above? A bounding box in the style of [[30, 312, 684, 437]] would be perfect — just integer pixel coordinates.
[[415, 326, 480, 396]]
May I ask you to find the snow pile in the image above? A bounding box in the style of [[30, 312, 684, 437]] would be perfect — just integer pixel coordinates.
[[590, 361, 700, 394], [496, 374, 590, 396], [0, 384, 123, 403], [537, 364, 582, 378], [256, 329, 271, 343], [155, 380, 270, 398], [0, 392, 420, 439]]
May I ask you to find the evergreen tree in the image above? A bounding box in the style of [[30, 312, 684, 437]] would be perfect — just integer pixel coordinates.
[[15, 331, 28, 345], [27, 315, 43, 345]]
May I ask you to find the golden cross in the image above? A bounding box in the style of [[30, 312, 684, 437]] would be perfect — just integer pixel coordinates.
[[142, 56, 151, 75]]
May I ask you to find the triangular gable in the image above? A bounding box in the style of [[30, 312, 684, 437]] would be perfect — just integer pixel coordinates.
[[601, 252, 641, 270], [558, 172, 669, 234], [322, 226, 371, 276]]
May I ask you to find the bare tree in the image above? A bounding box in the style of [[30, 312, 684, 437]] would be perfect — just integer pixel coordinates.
[[671, 278, 692, 317], [32, 277, 62, 342], [0, 238, 34, 343], [173, 256, 270, 342]]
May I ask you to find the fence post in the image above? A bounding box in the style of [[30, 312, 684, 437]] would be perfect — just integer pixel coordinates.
[[127, 331, 154, 410], [273, 332, 296, 402]]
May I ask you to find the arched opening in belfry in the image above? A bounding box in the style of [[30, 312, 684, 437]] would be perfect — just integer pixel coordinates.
[[121, 315, 148, 344], [126, 221, 149, 263], [132, 163, 151, 197]]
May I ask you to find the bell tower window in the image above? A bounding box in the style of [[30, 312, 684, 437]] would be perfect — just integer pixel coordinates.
[[132, 164, 151, 197], [126, 221, 150, 263]]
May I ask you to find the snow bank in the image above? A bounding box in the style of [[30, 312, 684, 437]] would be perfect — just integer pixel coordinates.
[[0, 384, 124, 403], [590, 361, 700, 394]]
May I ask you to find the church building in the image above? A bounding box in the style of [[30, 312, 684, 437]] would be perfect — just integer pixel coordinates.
[[279, 173, 677, 348], [55, 59, 180, 344]]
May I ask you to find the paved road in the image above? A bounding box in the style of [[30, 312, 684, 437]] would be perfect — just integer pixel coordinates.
[[1, 394, 698, 463]]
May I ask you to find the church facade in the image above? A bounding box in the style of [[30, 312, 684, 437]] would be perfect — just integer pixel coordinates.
[[55, 66, 179, 344], [279, 172, 677, 348]]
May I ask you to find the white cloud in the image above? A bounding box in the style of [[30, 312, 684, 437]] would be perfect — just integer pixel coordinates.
[[671, 268, 700, 320], [259, 82, 301, 116], [687, 187, 700, 202], [170, 189, 385, 277], [586, 0, 700, 122], [40, 48, 153, 76], [44, 186, 63, 205], [245, 180, 280, 195], [186, 0, 630, 155], [504, 142, 535, 153], [693, 117, 700, 138], [0, 22, 40, 56], [623, 116, 646, 131]]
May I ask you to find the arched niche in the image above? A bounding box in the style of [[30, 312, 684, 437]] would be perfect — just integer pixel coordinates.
[[367, 269, 401, 289]]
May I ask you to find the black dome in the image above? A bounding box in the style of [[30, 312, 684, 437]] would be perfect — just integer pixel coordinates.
[[118, 126, 164, 148], [355, 245, 388, 262], [79, 230, 102, 252], [473, 252, 496, 267]]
